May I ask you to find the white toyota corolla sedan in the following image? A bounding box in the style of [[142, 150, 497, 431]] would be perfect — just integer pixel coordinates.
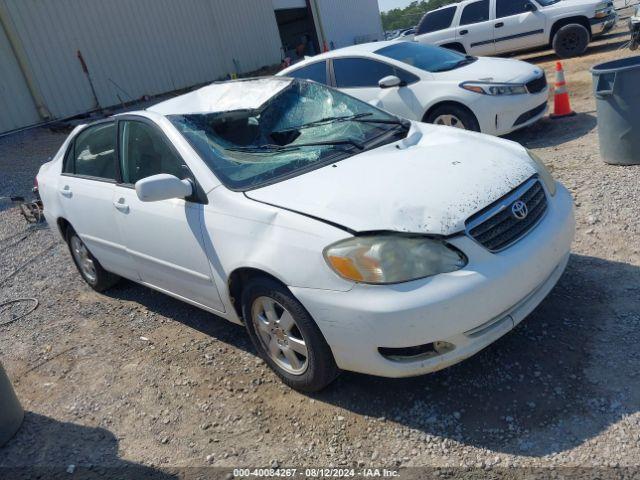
[[278, 41, 549, 136], [37, 78, 574, 391]]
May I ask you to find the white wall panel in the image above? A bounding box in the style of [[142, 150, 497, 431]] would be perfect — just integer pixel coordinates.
[[316, 0, 383, 48], [273, 0, 307, 9], [0, 21, 40, 133], [0, 0, 282, 133]]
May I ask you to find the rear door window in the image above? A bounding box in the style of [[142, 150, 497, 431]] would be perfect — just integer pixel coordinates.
[[460, 0, 490, 25], [417, 6, 457, 35], [496, 0, 532, 18], [333, 58, 418, 88], [69, 123, 116, 180], [286, 61, 328, 85]]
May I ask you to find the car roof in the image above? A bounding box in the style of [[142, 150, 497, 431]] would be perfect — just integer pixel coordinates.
[[147, 77, 293, 116], [280, 40, 409, 72]]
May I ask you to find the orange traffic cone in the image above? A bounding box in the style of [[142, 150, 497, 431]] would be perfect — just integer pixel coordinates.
[[550, 61, 575, 118]]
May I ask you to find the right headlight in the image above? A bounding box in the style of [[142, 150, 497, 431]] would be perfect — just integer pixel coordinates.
[[526, 149, 557, 196], [324, 235, 467, 284], [460, 82, 528, 95]]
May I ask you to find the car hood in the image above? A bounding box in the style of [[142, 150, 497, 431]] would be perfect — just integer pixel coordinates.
[[545, 0, 600, 13], [245, 123, 537, 236], [434, 57, 544, 84]]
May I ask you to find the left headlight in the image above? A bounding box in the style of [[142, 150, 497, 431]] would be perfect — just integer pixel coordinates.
[[527, 149, 557, 196], [461, 82, 528, 96], [324, 235, 467, 284]]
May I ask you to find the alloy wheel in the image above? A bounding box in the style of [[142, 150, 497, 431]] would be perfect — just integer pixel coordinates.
[[433, 114, 466, 129], [70, 236, 97, 283], [251, 296, 309, 375]]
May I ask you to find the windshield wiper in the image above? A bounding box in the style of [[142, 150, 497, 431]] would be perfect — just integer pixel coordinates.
[[452, 55, 477, 69], [283, 113, 373, 131], [272, 113, 409, 139], [431, 55, 477, 72], [353, 117, 410, 127], [225, 144, 299, 154], [293, 139, 366, 150], [226, 138, 365, 154]]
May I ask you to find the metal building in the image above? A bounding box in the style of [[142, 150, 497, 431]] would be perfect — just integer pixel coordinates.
[[0, 0, 383, 135], [274, 0, 383, 58]]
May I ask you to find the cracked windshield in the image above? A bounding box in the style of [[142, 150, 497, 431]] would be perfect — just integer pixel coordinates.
[[169, 80, 408, 190]]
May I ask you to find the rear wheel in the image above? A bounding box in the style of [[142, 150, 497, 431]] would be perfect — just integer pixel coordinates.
[[241, 277, 339, 392], [425, 104, 480, 132], [553, 24, 590, 58], [66, 229, 120, 292]]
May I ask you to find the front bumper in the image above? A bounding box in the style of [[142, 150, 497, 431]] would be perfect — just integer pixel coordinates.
[[291, 183, 575, 378], [591, 12, 618, 36], [471, 88, 549, 136]]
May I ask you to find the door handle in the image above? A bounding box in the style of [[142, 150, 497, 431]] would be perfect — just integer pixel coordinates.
[[459, 29, 469, 35], [113, 198, 129, 213], [495, 22, 504, 28], [60, 185, 72, 197]]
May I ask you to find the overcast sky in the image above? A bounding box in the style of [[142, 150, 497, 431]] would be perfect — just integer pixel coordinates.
[[377, 0, 416, 12]]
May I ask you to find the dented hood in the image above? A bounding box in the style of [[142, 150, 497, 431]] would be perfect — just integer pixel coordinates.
[[245, 123, 536, 235]]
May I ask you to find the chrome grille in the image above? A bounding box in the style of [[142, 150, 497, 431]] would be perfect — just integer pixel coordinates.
[[466, 178, 548, 252], [526, 74, 547, 94]]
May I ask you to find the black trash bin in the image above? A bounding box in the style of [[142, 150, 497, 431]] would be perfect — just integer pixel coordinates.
[[0, 362, 23, 447], [591, 56, 640, 165]]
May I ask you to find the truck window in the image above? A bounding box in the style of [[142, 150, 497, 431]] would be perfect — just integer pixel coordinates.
[[417, 6, 457, 35], [496, 0, 533, 18], [460, 0, 490, 26]]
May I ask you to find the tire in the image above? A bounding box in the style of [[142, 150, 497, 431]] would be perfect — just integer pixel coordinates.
[[424, 104, 480, 132], [66, 228, 120, 292], [553, 24, 590, 58], [241, 277, 339, 392]]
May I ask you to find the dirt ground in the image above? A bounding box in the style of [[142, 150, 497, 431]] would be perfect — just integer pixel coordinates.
[[1, 12, 639, 478]]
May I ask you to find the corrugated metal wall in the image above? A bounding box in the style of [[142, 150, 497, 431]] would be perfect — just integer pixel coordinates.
[[316, 0, 383, 48], [0, 0, 282, 134], [0, 18, 40, 133]]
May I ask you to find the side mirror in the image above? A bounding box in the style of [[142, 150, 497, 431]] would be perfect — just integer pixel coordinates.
[[135, 174, 193, 202], [379, 75, 403, 89], [524, 2, 537, 11]]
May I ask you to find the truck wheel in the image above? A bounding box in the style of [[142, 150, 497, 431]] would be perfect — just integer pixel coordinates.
[[553, 24, 590, 58]]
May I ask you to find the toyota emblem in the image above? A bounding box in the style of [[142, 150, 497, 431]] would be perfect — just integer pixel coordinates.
[[511, 200, 529, 220]]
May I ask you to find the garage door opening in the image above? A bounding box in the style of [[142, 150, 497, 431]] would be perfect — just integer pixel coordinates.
[[275, 7, 320, 63]]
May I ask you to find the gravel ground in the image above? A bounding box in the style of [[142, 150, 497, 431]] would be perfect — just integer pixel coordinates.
[[1, 17, 639, 477]]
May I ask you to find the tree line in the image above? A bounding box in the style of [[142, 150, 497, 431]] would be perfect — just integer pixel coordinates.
[[381, 0, 458, 31]]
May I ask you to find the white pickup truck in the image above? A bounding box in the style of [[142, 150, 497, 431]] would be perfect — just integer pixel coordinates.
[[414, 0, 617, 58]]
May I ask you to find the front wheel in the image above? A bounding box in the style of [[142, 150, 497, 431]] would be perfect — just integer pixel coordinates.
[[553, 24, 590, 58], [424, 105, 480, 132], [241, 278, 339, 392]]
